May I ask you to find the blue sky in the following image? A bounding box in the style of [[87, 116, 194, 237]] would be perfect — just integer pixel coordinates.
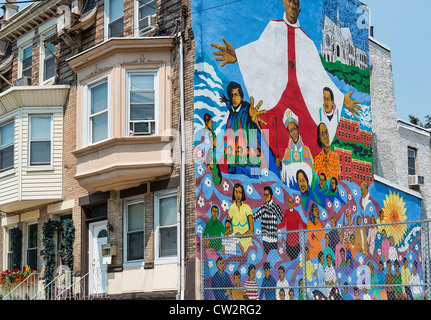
[[364, 0, 431, 122]]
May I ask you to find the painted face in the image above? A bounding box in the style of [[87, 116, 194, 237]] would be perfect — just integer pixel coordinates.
[[234, 273, 241, 286], [313, 206, 319, 218], [319, 174, 326, 188], [206, 118, 213, 131], [319, 123, 330, 148], [216, 259, 224, 273], [264, 190, 272, 203], [323, 90, 334, 114], [211, 206, 219, 221], [297, 172, 308, 194], [230, 88, 243, 108], [287, 121, 299, 144], [288, 198, 294, 210], [278, 268, 285, 280], [249, 268, 256, 280], [283, 0, 301, 24], [234, 186, 243, 202]]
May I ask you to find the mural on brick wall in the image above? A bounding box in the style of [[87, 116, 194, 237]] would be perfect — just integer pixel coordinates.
[[193, 0, 423, 300]]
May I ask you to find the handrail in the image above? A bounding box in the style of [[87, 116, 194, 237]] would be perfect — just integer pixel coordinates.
[[30, 271, 71, 300], [2, 273, 40, 300]]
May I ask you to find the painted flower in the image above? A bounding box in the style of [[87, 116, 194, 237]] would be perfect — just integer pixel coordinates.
[[321, 211, 327, 219], [295, 195, 301, 204], [256, 270, 262, 280], [353, 189, 358, 196], [197, 150, 203, 158], [340, 190, 345, 197], [197, 225, 203, 234], [275, 187, 281, 196], [197, 165, 204, 176], [208, 261, 214, 268], [228, 264, 235, 272], [263, 169, 269, 177], [221, 200, 229, 212], [348, 194, 352, 200], [246, 185, 253, 195], [198, 196, 205, 208], [381, 190, 407, 246], [352, 205, 357, 212], [334, 200, 339, 209], [241, 266, 247, 274], [223, 181, 230, 192], [251, 253, 257, 261], [278, 246, 284, 255], [205, 177, 212, 187], [327, 202, 332, 208]]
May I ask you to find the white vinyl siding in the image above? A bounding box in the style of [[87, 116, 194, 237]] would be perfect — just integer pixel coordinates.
[[0, 107, 64, 206], [21, 108, 62, 200]]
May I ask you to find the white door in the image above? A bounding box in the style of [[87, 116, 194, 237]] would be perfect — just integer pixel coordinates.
[[89, 221, 108, 295]]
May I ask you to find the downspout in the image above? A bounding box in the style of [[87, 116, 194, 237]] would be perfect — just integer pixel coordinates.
[[178, 32, 186, 301]]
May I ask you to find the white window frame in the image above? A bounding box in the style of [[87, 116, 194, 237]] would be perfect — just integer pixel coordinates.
[[39, 26, 57, 84], [154, 189, 178, 265], [28, 114, 53, 167], [408, 147, 417, 176], [83, 75, 111, 147], [104, 0, 124, 40], [126, 70, 159, 136], [25, 222, 38, 269], [134, 0, 157, 37], [5, 226, 18, 270], [18, 41, 33, 81], [0, 120, 15, 173], [123, 196, 145, 267]]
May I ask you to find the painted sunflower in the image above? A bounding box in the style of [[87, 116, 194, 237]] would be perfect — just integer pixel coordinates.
[[381, 190, 407, 246]]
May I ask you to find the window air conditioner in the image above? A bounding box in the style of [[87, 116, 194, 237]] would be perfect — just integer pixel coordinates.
[[139, 15, 156, 34], [130, 121, 154, 135], [408, 175, 424, 186], [16, 76, 32, 86]]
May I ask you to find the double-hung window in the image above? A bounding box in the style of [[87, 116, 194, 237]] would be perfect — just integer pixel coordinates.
[[41, 30, 56, 82], [106, 0, 124, 38], [87, 78, 110, 144], [127, 71, 157, 136], [154, 189, 177, 263], [21, 43, 33, 79], [0, 121, 14, 172], [124, 199, 145, 263], [137, 0, 156, 36], [29, 115, 52, 166], [408, 147, 417, 175], [26, 223, 38, 269]]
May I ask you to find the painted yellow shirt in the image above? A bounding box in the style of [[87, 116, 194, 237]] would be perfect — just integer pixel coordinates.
[[228, 202, 253, 252]]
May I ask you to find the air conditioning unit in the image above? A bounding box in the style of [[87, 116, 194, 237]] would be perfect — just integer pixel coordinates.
[[16, 76, 32, 86], [408, 175, 424, 186], [139, 15, 156, 34], [130, 121, 154, 135]]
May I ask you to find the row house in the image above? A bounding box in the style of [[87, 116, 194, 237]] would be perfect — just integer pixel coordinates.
[[0, 0, 197, 300]]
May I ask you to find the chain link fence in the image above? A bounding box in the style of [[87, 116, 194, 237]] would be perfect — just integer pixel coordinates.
[[201, 220, 431, 300]]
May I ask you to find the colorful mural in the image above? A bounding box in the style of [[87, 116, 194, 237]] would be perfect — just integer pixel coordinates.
[[193, 0, 423, 300]]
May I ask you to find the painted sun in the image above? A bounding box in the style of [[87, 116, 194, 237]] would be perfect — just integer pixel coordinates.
[[381, 190, 407, 246]]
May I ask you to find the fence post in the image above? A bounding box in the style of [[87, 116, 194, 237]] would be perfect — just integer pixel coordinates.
[[200, 233, 204, 300], [301, 229, 307, 300]]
